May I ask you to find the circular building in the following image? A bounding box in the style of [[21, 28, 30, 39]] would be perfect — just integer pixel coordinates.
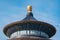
[[3, 5, 56, 40]]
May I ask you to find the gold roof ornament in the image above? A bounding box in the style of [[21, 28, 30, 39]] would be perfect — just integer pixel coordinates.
[[27, 5, 32, 12]]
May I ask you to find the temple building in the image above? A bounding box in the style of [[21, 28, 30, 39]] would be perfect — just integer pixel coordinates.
[[3, 5, 56, 40]]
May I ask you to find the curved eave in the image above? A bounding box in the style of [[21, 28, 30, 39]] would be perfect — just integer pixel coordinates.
[[3, 20, 56, 38]]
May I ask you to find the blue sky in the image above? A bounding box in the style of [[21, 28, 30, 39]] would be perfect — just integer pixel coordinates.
[[0, 0, 60, 40]]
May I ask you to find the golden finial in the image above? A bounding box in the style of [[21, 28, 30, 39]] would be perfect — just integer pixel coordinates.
[[27, 5, 32, 12]]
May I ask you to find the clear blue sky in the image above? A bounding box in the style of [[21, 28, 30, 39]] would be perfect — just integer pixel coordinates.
[[0, 0, 60, 40]]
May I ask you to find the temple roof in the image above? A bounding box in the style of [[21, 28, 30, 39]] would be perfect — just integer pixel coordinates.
[[3, 5, 56, 38]]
